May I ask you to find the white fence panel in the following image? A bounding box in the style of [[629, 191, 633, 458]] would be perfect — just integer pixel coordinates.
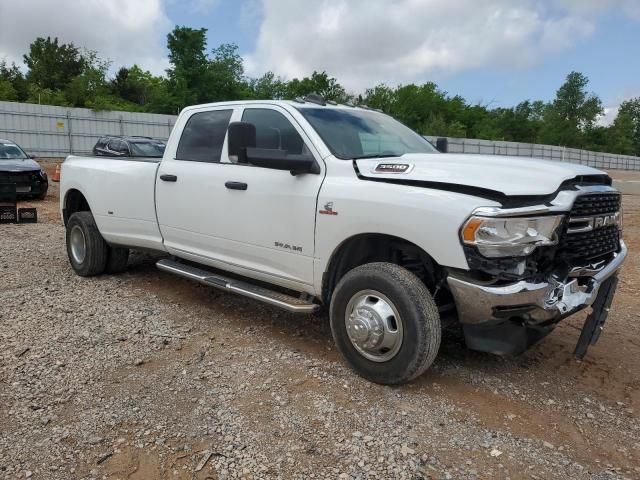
[[426, 136, 640, 171], [0, 101, 177, 157], [1, 101, 639, 171]]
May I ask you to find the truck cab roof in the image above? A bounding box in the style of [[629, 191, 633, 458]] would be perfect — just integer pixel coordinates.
[[180, 97, 381, 115]]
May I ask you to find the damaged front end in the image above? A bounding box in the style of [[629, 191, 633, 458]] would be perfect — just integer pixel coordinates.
[[447, 184, 626, 356]]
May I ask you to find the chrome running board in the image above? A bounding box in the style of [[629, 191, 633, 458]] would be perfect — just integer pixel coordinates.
[[156, 258, 319, 314]]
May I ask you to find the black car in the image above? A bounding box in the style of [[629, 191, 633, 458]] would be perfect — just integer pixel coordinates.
[[0, 139, 48, 200], [93, 136, 166, 158]]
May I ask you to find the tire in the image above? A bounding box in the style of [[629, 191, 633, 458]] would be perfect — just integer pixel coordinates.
[[106, 247, 129, 274], [329, 262, 441, 385], [65, 211, 108, 277]]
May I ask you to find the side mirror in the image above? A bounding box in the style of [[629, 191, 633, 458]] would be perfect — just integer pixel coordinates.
[[28, 154, 37, 160], [228, 122, 256, 164], [245, 148, 319, 175], [228, 122, 319, 174]]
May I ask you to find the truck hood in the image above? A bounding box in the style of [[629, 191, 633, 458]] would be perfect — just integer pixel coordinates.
[[0, 158, 41, 172], [355, 153, 606, 197]]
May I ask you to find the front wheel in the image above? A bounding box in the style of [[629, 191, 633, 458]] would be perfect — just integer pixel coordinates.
[[329, 262, 441, 385]]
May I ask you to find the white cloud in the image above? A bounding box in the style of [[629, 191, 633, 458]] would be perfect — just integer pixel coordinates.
[[0, 0, 171, 75], [598, 105, 619, 126], [598, 91, 640, 126], [244, 0, 635, 91]]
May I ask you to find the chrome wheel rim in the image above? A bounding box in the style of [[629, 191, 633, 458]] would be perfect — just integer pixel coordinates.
[[69, 225, 87, 264], [345, 290, 404, 362]]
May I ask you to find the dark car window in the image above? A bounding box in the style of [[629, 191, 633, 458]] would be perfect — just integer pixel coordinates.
[[242, 109, 305, 155], [116, 141, 130, 155], [130, 141, 165, 157], [176, 110, 233, 162], [0, 142, 29, 159]]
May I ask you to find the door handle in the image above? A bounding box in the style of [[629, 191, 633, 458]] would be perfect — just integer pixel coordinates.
[[225, 181, 248, 191], [160, 174, 178, 182]]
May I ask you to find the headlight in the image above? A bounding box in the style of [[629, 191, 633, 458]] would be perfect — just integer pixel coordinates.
[[39, 169, 48, 179], [461, 215, 564, 258]]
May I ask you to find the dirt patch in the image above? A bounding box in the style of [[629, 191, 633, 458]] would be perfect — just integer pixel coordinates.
[[1, 172, 639, 479]]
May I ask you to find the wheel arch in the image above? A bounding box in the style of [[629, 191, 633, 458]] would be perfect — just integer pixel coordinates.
[[321, 233, 446, 306], [62, 188, 91, 226]]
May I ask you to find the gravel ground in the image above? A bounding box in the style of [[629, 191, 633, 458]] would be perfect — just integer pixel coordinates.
[[1, 170, 639, 479]]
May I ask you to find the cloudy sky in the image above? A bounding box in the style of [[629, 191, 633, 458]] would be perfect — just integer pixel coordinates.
[[1, 0, 639, 120]]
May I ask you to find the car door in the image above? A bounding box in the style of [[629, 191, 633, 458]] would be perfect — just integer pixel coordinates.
[[156, 106, 237, 258], [155, 104, 324, 292]]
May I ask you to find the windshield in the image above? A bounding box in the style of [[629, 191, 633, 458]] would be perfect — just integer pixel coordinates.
[[130, 140, 166, 157], [0, 142, 28, 160], [298, 107, 438, 159]]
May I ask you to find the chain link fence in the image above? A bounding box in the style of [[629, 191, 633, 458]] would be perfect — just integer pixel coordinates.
[[0, 101, 177, 157], [425, 136, 640, 171]]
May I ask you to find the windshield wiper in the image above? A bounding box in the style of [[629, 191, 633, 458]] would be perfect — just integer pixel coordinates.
[[352, 152, 402, 160]]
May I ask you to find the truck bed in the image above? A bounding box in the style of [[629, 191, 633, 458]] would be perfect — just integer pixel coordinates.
[[60, 155, 165, 251]]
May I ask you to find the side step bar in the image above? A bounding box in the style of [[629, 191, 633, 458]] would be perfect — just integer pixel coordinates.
[[156, 258, 319, 314]]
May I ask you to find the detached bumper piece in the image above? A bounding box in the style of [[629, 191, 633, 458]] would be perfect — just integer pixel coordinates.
[[574, 275, 618, 359], [447, 240, 627, 355]]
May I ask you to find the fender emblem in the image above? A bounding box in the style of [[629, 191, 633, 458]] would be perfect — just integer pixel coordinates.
[[319, 201, 338, 216], [374, 163, 411, 174]]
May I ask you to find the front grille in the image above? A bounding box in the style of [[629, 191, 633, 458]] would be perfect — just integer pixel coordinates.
[[0, 173, 36, 184], [557, 225, 620, 261], [557, 192, 622, 262], [570, 192, 620, 216]]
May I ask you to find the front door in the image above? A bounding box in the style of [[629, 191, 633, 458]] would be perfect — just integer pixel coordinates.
[[155, 104, 324, 292]]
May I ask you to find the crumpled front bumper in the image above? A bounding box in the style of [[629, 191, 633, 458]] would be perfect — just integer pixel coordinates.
[[446, 240, 627, 354]]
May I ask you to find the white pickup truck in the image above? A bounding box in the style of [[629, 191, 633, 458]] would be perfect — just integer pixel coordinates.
[[60, 96, 626, 384]]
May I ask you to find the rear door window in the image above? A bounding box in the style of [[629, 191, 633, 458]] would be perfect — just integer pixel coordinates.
[[176, 109, 233, 162]]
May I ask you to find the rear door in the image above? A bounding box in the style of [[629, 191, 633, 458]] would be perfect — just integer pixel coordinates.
[[155, 106, 237, 258]]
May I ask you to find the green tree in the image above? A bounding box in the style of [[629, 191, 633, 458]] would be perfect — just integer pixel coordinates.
[[250, 71, 288, 99], [25, 84, 68, 106], [23, 37, 85, 91], [109, 65, 171, 112], [617, 98, 640, 156], [362, 84, 397, 112], [0, 79, 18, 101], [166, 26, 209, 108], [205, 43, 250, 102], [605, 112, 636, 155], [64, 51, 113, 108], [539, 72, 603, 147], [285, 71, 348, 103], [0, 61, 28, 101]]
